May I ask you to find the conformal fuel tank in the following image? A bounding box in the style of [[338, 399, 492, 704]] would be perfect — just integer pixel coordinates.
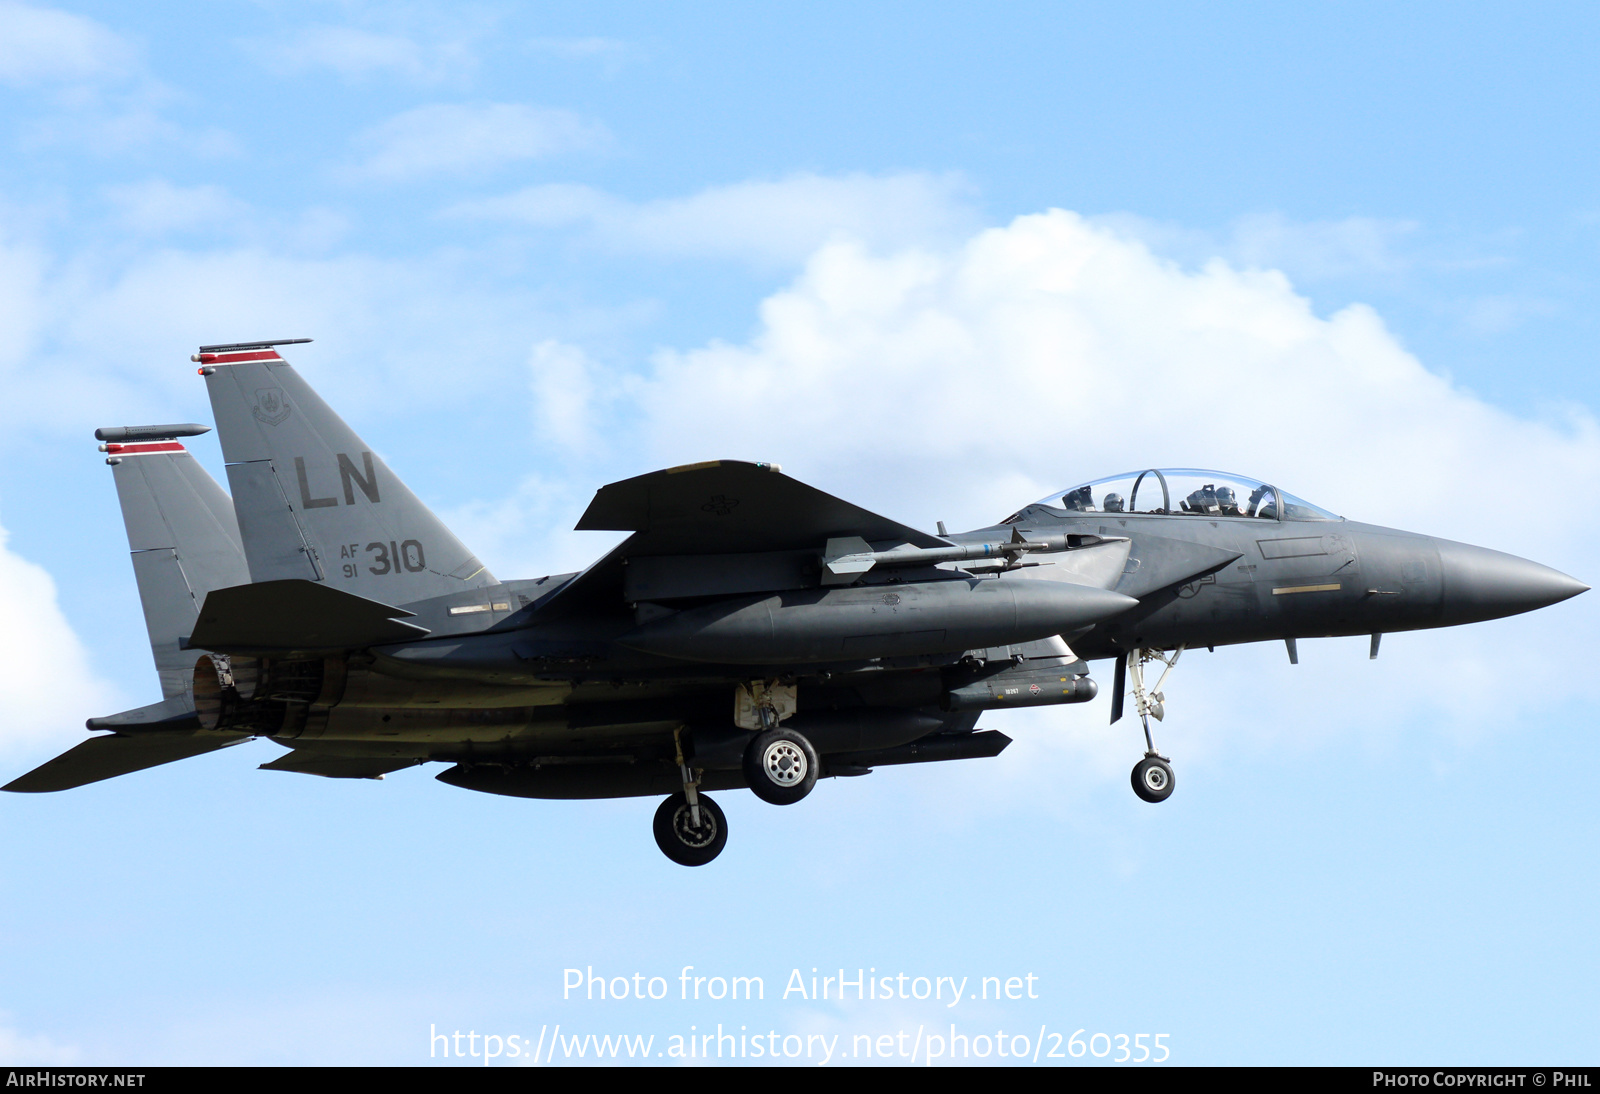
[[617, 577, 1137, 664]]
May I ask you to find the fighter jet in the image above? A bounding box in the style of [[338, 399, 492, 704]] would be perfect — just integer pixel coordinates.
[[5, 340, 1588, 865]]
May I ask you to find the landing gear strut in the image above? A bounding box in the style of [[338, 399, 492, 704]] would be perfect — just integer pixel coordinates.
[[654, 727, 729, 866], [1124, 646, 1183, 803]]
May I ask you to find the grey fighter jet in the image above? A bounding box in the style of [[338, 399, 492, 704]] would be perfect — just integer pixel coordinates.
[[5, 341, 1588, 864]]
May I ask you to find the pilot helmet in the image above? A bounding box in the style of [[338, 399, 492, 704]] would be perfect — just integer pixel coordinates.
[[1102, 492, 1125, 513]]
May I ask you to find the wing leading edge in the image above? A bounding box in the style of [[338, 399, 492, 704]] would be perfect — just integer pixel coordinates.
[[543, 460, 949, 614], [576, 460, 947, 554]]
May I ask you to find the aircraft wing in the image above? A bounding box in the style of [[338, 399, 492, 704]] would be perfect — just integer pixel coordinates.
[[576, 460, 946, 554], [545, 461, 947, 614]]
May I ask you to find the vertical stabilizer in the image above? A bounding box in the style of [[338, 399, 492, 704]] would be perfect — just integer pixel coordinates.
[[196, 341, 495, 604], [99, 425, 250, 700]]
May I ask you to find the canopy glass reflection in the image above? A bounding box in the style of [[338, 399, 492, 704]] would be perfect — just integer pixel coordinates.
[[1010, 469, 1340, 523]]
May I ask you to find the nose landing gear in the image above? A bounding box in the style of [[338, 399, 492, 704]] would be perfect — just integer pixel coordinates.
[[1121, 646, 1183, 804]]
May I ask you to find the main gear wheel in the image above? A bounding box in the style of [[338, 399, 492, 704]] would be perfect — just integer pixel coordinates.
[[742, 726, 819, 806], [653, 792, 728, 865]]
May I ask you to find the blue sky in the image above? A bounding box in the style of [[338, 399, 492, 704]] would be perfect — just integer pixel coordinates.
[[0, 1, 1595, 1066]]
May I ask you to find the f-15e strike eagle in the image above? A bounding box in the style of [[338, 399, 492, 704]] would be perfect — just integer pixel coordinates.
[[6, 339, 1588, 864]]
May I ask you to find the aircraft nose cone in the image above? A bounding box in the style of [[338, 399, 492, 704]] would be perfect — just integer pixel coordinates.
[[1436, 539, 1589, 626]]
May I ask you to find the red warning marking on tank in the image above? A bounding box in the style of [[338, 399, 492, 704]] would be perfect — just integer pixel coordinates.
[[104, 442, 186, 455], [195, 350, 283, 364]]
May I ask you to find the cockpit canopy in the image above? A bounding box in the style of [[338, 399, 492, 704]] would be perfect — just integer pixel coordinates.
[[1008, 469, 1340, 523]]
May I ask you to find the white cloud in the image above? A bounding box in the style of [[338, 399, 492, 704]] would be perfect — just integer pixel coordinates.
[[529, 338, 599, 452], [0, 1017, 78, 1064], [93, 181, 351, 249], [443, 471, 622, 584], [578, 209, 1599, 764], [448, 172, 982, 267], [434, 339, 633, 580], [1458, 293, 1558, 335], [102, 179, 250, 236], [19, 104, 240, 159], [346, 102, 610, 182], [527, 35, 633, 59], [0, 223, 47, 374], [455, 181, 611, 226], [0, 0, 134, 86], [526, 35, 639, 75], [284, 206, 352, 253], [1226, 211, 1419, 278], [631, 210, 1600, 556], [1097, 210, 1424, 283], [0, 231, 548, 438], [0, 4, 237, 157], [277, 24, 475, 84], [0, 518, 120, 763]]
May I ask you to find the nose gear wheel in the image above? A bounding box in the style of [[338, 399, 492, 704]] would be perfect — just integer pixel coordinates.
[[1131, 755, 1175, 803]]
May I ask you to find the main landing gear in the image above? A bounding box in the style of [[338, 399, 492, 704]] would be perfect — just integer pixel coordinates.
[[1124, 646, 1183, 804], [743, 726, 818, 806], [654, 726, 729, 866], [652, 683, 821, 865], [738, 680, 817, 807]]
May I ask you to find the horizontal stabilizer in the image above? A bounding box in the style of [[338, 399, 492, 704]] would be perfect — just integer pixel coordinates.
[[259, 750, 419, 779], [188, 579, 429, 654], [3, 731, 249, 793]]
